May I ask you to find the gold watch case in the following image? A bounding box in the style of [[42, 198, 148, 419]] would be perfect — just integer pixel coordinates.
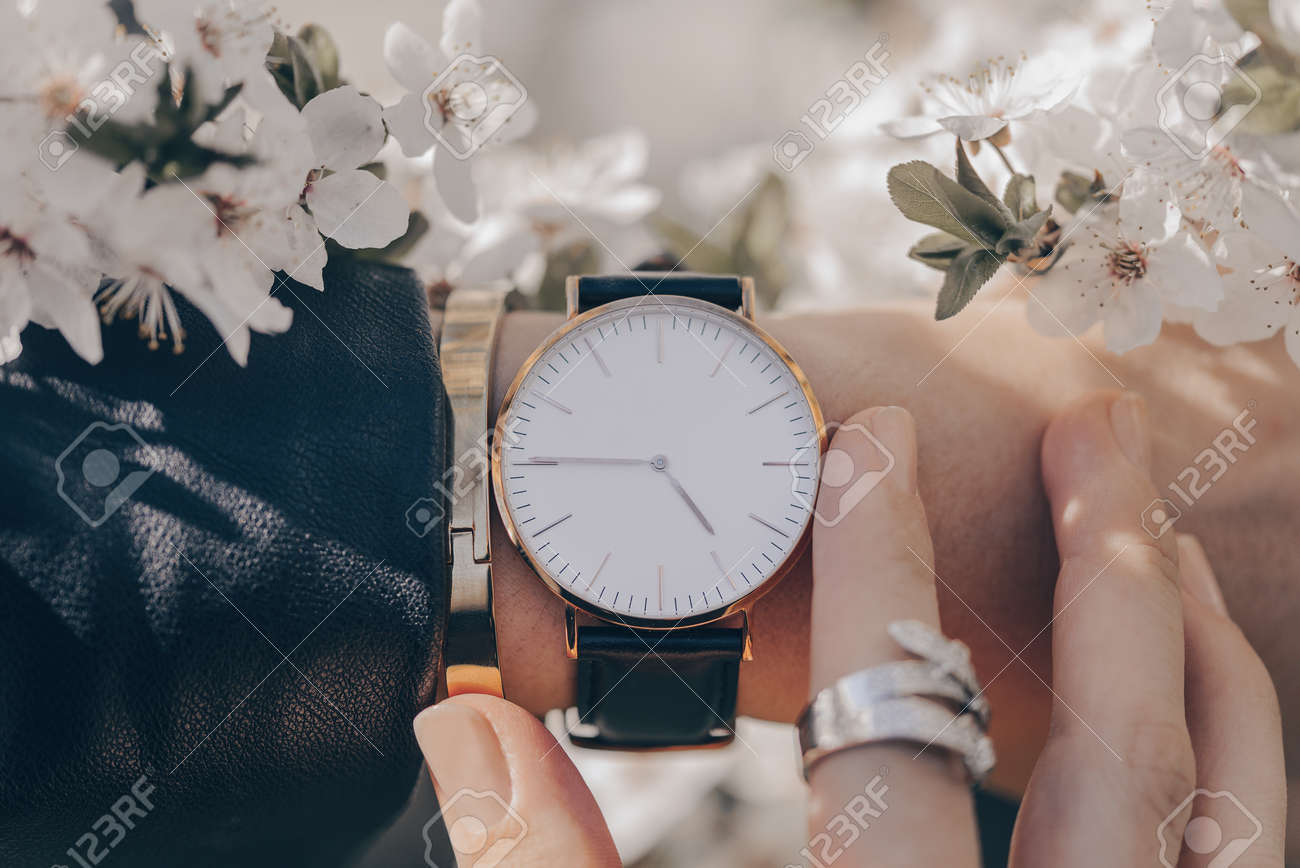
[[489, 288, 826, 655]]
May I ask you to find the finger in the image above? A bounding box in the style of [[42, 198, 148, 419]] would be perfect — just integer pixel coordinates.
[[811, 406, 931, 688], [808, 406, 979, 868], [1014, 392, 1195, 867], [413, 694, 619, 867], [1172, 534, 1286, 867]]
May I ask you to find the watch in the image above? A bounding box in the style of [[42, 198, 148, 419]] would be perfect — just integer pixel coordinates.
[[490, 272, 825, 748]]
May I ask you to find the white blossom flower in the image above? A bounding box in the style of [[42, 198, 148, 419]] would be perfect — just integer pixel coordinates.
[[1193, 232, 1300, 365], [882, 52, 1076, 142], [83, 168, 221, 357], [406, 131, 659, 295], [1119, 127, 1300, 246], [295, 87, 411, 252], [0, 0, 160, 154], [1027, 207, 1222, 353], [72, 164, 292, 364], [381, 1, 538, 221], [133, 0, 290, 115]]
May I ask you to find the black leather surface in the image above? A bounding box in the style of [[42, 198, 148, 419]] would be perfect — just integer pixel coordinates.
[[575, 627, 743, 748], [0, 259, 451, 867], [575, 273, 743, 313]]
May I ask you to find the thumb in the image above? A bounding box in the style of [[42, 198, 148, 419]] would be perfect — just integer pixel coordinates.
[[414, 694, 620, 867]]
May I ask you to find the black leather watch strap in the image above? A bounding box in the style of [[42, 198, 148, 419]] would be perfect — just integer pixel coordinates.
[[573, 272, 744, 314], [573, 627, 743, 748]]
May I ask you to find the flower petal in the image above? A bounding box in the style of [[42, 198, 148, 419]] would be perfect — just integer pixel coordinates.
[[936, 114, 1007, 141], [1241, 179, 1300, 261], [302, 85, 387, 171], [384, 21, 442, 91], [1146, 230, 1222, 310], [1118, 168, 1180, 242], [881, 115, 944, 139], [434, 147, 480, 223], [25, 263, 103, 364], [281, 206, 328, 291], [581, 185, 662, 223], [1193, 232, 1294, 345], [440, 0, 485, 60], [1101, 278, 1164, 354], [1025, 259, 1107, 338], [383, 92, 438, 158], [306, 170, 410, 249]]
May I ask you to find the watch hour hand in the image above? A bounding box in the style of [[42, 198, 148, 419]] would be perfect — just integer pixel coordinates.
[[662, 470, 716, 535]]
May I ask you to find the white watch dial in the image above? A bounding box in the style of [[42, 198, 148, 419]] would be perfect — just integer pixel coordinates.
[[495, 297, 821, 623]]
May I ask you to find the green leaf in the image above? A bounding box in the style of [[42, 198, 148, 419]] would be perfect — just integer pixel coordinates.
[[995, 208, 1051, 257], [297, 24, 342, 92], [1225, 62, 1300, 134], [935, 247, 1003, 320], [535, 240, 601, 311], [955, 140, 1013, 222], [887, 161, 1009, 248], [1002, 174, 1039, 221], [1055, 170, 1098, 213], [907, 232, 968, 271], [289, 36, 323, 108], [652, 214, 733, 274]]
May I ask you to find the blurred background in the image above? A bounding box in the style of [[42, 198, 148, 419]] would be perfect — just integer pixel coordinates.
[[277, 0, 1145, 315], [251, 0, 1153, 864]]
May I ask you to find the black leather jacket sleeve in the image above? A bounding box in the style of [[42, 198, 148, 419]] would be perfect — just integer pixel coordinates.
[[0, 260, 450, 867]]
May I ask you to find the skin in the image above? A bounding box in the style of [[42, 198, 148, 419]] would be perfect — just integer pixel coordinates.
[[448, 290, 1300, 801], [411, 398, 1286, 865]]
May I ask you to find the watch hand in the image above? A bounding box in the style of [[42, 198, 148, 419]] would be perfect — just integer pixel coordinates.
[[661, 469, 716, 535], [524, 456, 649, 466]]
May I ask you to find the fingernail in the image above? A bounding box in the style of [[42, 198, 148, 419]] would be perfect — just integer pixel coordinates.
[[867, 406, 918, 494], [414, 701, 512, 806], [1177, 534, 1228, 616], [1109, 392, 1150, 474]]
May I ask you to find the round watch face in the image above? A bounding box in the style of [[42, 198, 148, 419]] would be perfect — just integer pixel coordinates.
[[492, 295, 823, 625]]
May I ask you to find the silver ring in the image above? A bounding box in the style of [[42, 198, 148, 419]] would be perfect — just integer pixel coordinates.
[[798, 620, 995, 782]]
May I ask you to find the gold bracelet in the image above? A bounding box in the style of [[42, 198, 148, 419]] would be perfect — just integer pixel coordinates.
[[438, 285, 512, 697]]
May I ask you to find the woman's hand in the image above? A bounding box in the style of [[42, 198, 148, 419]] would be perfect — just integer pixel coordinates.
[[805, 394, 1286, 866], [409, 392, 1285, 866]]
